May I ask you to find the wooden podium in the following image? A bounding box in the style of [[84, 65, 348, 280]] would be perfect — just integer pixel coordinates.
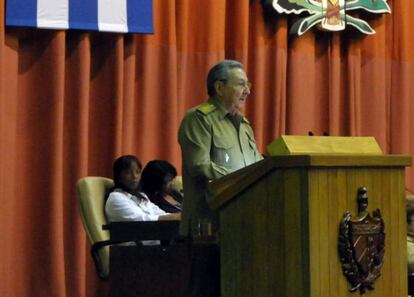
[[209, 153, 411, 297]]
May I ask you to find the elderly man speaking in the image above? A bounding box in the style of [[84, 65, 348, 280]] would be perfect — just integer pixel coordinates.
[[178, 60, 263, 237]]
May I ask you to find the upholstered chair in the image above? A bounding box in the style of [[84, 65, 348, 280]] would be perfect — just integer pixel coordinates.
[[77, 176, 114, 279]]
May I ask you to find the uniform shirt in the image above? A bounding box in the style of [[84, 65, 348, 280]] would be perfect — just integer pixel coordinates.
[[178, 97, 263, 236]]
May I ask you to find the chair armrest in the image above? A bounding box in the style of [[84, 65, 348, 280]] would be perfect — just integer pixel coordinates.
[[103, 221, 180, 242], [91, 239, 132, 280], [94, 221, 181, 279]]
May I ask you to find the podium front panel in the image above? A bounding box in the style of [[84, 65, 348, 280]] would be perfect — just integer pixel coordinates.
[[218, 159, 408, 297]]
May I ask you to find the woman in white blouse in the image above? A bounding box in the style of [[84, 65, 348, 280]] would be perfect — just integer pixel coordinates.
[[105, 155, 181, 222]]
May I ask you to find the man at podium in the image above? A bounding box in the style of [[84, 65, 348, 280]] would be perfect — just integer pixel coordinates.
[[178, 60, 263, 237]]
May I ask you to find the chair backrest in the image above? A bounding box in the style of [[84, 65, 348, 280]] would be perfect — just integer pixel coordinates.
[[171, 175, 183, 194], [76, 176, 114, 279]]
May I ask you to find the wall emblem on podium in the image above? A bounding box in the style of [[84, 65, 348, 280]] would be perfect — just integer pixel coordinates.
[[338, 187, 385, 294], [263, 0, 391, 35]]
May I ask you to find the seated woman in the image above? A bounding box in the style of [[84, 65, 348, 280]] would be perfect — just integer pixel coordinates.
[[105, 155, 180, 223], [140, 160, 183, 213]]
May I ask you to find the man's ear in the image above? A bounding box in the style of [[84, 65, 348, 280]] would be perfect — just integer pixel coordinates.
[[214, 81, 224, 97]]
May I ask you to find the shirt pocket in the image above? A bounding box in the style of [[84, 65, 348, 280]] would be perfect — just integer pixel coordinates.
[[211, 133, 234, 166], [213, 134, 233, 149]]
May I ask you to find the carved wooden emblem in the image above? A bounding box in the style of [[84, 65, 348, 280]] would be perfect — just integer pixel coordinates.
[[263, 0, 391, 36], [338, 187, 385, 294]]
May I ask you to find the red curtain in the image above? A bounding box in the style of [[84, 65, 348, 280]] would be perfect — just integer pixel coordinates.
[[0, 0, 412, 296]]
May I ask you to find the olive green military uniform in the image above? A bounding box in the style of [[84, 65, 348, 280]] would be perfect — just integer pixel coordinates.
[[178, 97, 263, 236]]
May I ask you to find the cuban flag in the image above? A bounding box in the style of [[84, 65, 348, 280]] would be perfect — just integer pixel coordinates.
[[6, 0, 153, 34]]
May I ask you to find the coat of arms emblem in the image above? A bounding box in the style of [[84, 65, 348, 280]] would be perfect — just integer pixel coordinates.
[[263, 0, 391, 35], [338, 187, 385, 294]]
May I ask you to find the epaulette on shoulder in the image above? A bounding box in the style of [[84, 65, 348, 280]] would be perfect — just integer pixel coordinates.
[[242, 115, 250, 124], [196, 102, 216, 115]]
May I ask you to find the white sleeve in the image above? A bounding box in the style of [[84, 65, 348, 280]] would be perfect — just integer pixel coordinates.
[[143, 199, 168, 216], [105, 192, 161, 222]]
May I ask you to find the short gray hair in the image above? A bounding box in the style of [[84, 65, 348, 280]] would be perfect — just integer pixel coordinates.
[[207, 60, 244, 96]]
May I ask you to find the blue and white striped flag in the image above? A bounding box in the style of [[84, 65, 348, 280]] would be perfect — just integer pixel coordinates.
[[6, 0, 153, 34]]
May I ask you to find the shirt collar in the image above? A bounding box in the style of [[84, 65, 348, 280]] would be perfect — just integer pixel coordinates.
[[208, 97, 248, 123], [114, 188, 149, 200], [208, 97, 228, 120], [114, 188, 133, 198]]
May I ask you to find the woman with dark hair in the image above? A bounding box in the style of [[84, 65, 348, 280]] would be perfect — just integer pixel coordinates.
[[140, 160, 183, 213], [105, 155, 180, 222]]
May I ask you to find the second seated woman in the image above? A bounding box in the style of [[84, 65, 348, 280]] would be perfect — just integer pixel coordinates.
[[140, 160, 183, 213]]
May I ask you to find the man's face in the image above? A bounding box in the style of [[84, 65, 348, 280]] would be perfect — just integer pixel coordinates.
[[218, 68, 251, 114]]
